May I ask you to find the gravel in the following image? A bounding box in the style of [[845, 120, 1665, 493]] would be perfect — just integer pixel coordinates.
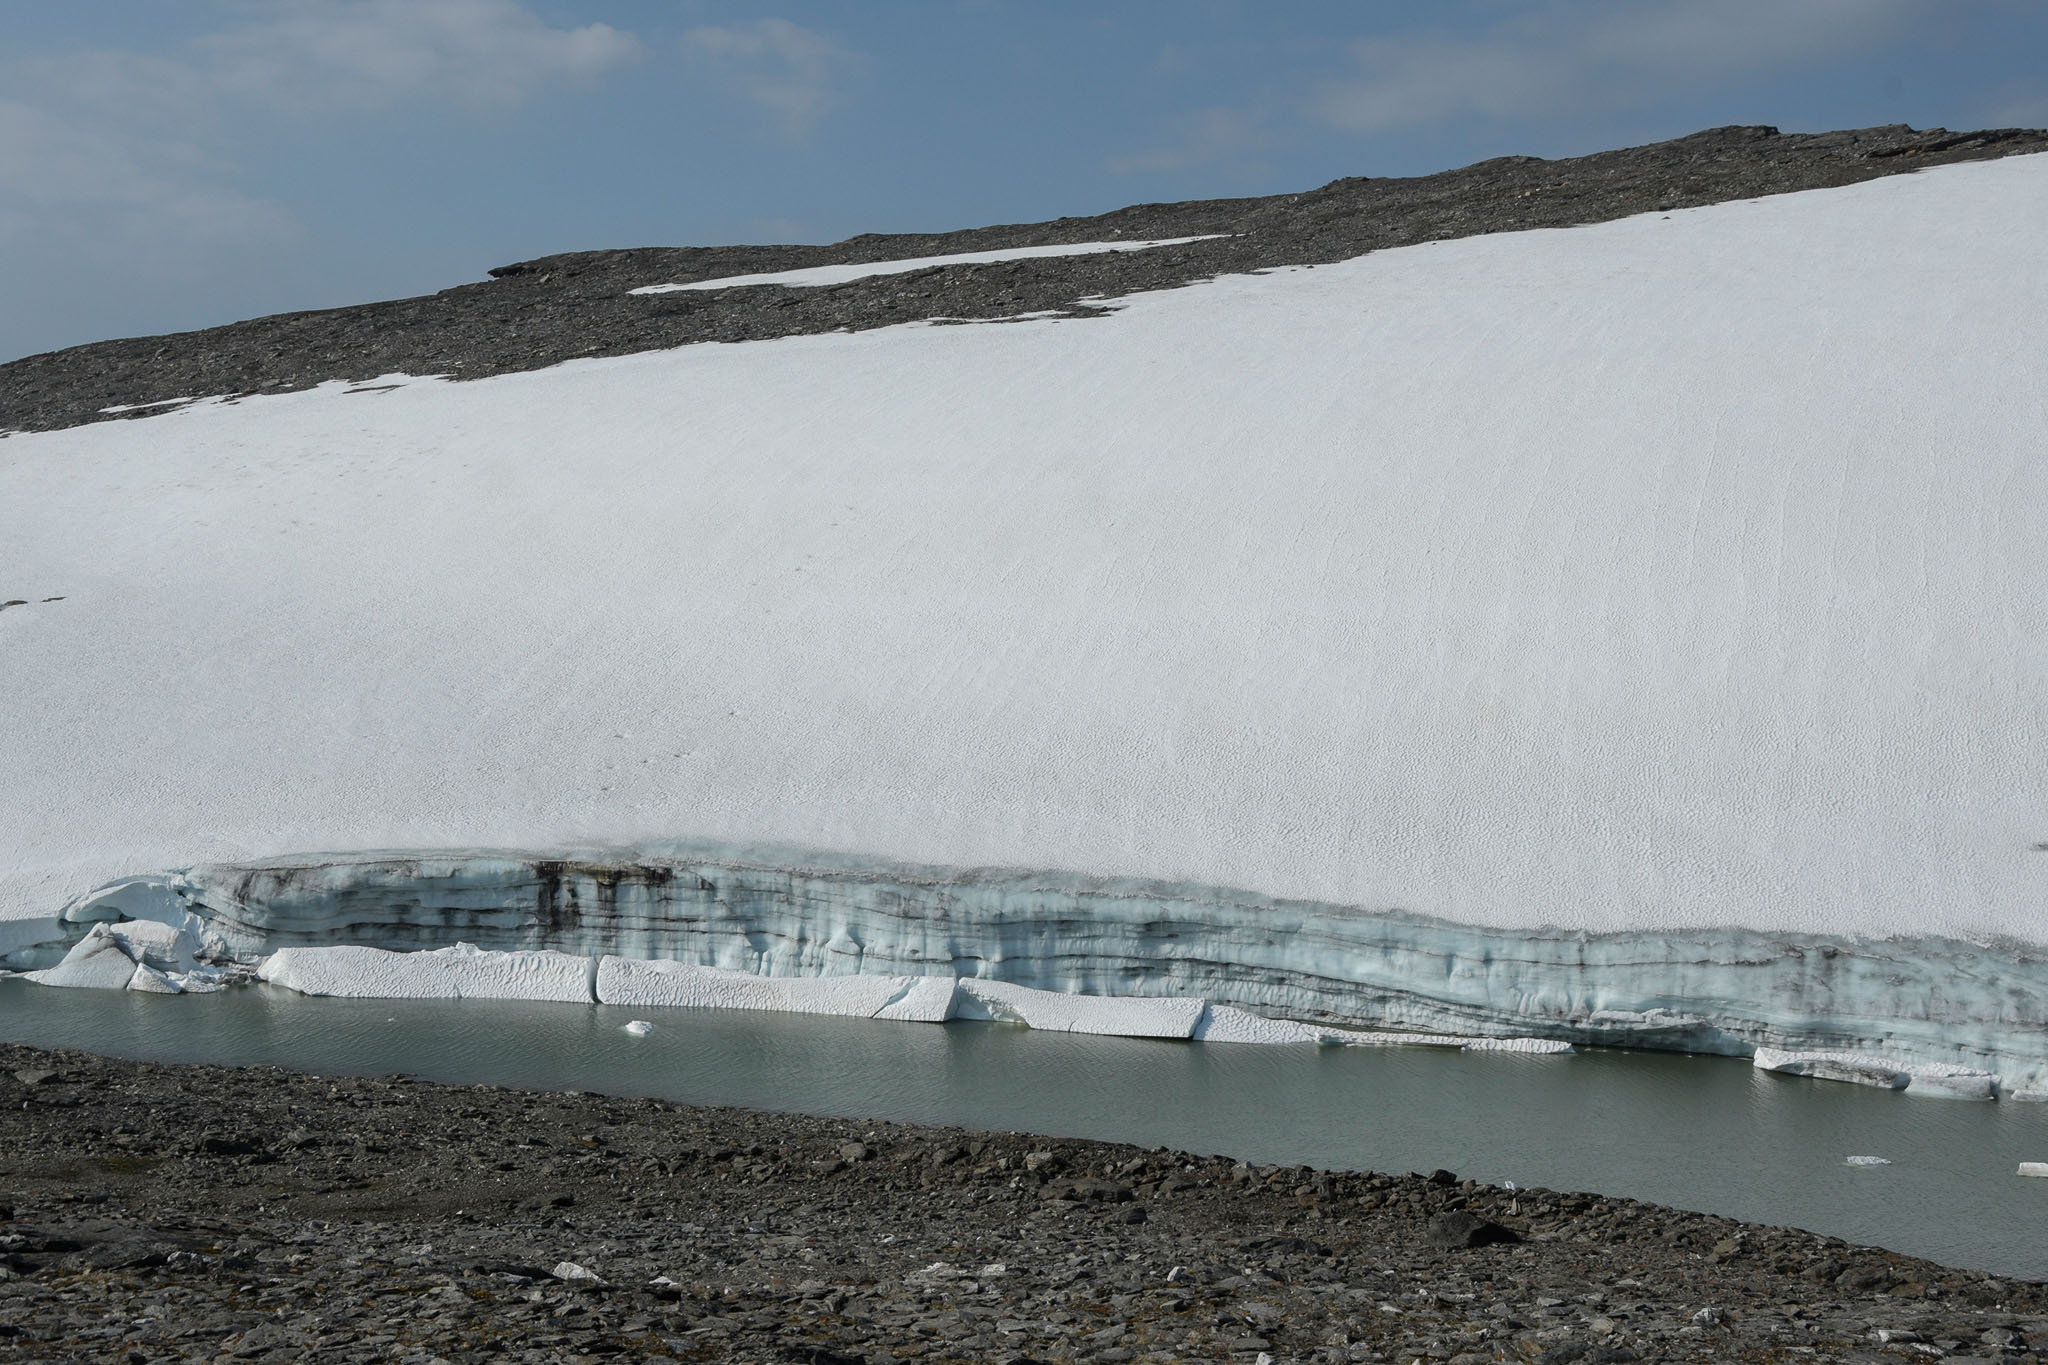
[[4, 1041, 2043, 1363], [3, 123, 2042, 436]]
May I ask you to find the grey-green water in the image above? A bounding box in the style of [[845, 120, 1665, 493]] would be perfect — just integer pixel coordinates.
[[5, 977, 2046, 1277]]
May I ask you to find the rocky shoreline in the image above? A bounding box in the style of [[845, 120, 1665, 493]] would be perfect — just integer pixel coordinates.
[[3, 1042, 2043, 1364], [3, 123, 2042, 435]]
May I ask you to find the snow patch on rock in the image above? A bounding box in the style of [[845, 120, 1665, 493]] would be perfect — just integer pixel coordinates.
[[628, 237, 1228, 294]]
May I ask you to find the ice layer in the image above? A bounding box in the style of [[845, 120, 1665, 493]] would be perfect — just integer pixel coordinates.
[[15, 847, 2041, 1092]]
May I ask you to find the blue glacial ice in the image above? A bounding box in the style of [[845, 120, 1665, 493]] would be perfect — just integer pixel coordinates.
[[23, 842, 2047, 1097]]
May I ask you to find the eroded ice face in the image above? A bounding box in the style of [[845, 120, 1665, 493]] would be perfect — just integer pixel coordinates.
[[8, 850, 2027, 1098]]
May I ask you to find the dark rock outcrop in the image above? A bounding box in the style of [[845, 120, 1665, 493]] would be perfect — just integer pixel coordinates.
[[4, 124, 2041, 435]]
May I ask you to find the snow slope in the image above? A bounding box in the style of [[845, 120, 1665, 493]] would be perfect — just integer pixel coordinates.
[[4, 155, 2045, 1073]]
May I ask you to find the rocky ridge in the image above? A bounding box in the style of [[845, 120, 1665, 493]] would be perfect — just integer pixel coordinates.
[[4, 1043, 2044, 1364], [2, 123, 2043, 435]]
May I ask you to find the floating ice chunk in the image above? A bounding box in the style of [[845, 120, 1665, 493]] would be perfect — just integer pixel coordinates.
[[257, 942, 595, 1001], [1192, 1003, 1331, 1045], [1753, 1047, 1912, 1090], [1311, 1026, 1574, 1053], [1753, 1046, 1997, 1098], [596, 957, 907, 1017], [1182, 1004, 1576, 1052], [28, 879, 218, 984], [1079, 1002, 1577, 1052], [2018, 1163, 2048, 1178], [25, 924, 148, 990], [1187, 1002, 1564, 1055], [952, 978, 1204, 1038], [98, 916, 205, 974], [1846, 1155, 1893, 1166], [628, 236, 1228, 294], [622, 1019, 654, 1036], [1337, 1029, 1468, 1048], [126, 961, 183, 994], [873, 974, 957, 1022], [1907, 1070, 2000, 1101], [1460, 1036, 1576, 1055], [173, 967, 229, 994], [21, 914, 238, 994]]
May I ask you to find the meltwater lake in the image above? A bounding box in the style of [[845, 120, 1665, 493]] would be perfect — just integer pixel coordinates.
[[6, 975, 2046, 1279]]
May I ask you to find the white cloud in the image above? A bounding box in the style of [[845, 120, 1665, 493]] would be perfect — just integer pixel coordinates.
[[19, 2, 642, 125], [0, 2, 642, 298], [195, 0, 644, 112], [1106, 106, 1268, 176], [744, 216, 814, 243], [1978, 83, 2048, 129], [1313, 0, 1922, 134], [682, 18, 860, 136], [0, 97, 295, 259]]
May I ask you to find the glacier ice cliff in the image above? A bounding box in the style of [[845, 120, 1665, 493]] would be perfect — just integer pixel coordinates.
[[29, 844, 2048, 1096]]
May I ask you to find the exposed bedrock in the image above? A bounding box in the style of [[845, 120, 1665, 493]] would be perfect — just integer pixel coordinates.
[[5, 124, 2043, 437], [47, 845, 2048, 1091]]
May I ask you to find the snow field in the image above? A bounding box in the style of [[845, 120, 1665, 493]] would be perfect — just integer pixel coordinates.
[[6, 155, 2044, 943], [5, 155, 2047, 1096]]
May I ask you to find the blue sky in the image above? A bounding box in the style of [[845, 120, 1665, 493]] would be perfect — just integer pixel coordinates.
[[3, 1, 2044, 362]]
